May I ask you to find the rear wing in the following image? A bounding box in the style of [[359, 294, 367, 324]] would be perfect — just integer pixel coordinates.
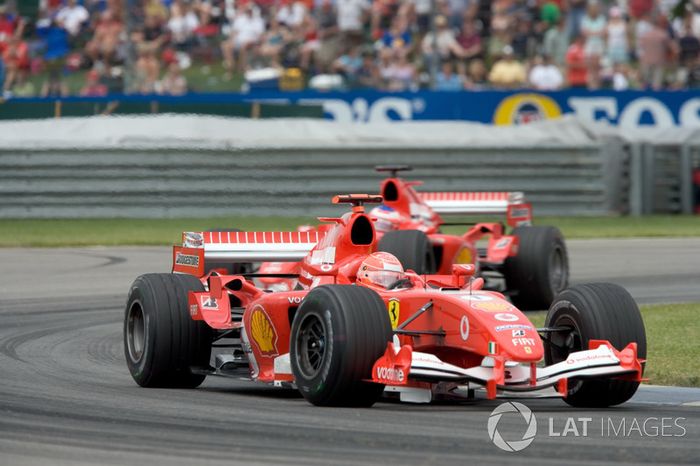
[[173, 231, 320, 275], [420, 192, 532, 227]]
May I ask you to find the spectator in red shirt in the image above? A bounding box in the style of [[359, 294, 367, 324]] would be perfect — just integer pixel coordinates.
[[2, 36, 29, 95], [0, 5, 21, 54], [629, 0, 654, 20], [566, 34, 587, 87], [457, 19, 483, 63]]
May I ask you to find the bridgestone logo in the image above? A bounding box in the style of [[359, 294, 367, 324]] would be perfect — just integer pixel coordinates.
[[511, 208, 530, 218], [175, 253, 200, 267]]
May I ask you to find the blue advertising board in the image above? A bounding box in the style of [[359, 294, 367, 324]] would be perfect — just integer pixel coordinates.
[[269, 90, 700, 128], [10, 89, 700, 128]]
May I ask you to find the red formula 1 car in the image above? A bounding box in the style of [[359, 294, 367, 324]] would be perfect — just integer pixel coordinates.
[[124, 195, 645, 408], [368, 165, 569, 310], [256, 166, 568, 310]]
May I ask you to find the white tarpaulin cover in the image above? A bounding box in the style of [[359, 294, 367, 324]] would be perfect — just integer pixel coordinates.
[[2, 114, 700, 149]]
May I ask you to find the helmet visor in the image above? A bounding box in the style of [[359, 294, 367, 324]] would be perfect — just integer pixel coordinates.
[[364, 270, 403, 288]]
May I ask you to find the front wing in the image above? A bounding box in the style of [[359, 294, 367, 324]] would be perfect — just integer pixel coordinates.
[[372, 339, 644, 401]]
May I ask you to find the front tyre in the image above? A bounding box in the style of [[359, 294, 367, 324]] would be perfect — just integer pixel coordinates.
[[290, 285, 392, 407], [544, 283, 646, 407], [124, 273, 212, 388]]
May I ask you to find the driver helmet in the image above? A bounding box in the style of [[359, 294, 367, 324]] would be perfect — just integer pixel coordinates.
[[357, 252, 405, 289]]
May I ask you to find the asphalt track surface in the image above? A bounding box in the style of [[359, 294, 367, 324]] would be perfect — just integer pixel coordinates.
[[1, 238, 699, 465]]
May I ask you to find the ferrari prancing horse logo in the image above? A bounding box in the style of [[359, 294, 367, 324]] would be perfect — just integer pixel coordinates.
[[388, 299, 400, 329]]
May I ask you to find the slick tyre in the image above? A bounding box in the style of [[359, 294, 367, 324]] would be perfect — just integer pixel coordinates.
[[377, 230, 436, 274], [544, 283, 647, 407], [124, 273, 212, 388], [504, 226, 568, 310], [290, 285, 392, 407]]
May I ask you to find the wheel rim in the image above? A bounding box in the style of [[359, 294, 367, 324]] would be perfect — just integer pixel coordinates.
[[126, 302, 146, 363], [295, 313, 327, 379], [548, 314, 585, 394], [549, 247, 566, 293], [547, 315, 582, 364]]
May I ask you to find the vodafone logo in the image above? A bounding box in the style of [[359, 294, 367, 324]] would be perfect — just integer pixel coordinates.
[[460, 315, 470, 341], [376, 366, 405, 383], [566, 353, 614, 365]]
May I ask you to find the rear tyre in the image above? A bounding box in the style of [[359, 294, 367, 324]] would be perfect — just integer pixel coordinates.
[[504, 226, 568, 310], [290, 285, 392, 407], [124, 273, 213, 388], [377, 230, 436, 274], [205, 228, 253, 275], [544, 283, 646, 407]]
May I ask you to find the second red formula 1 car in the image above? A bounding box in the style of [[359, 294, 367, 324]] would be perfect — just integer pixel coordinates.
[[369, 165, 569, 310], [124, 195, 645, 408]]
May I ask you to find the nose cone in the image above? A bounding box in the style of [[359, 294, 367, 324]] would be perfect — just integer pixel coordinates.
[[466, 294, 544, 361], [498, 330, 544, 361]]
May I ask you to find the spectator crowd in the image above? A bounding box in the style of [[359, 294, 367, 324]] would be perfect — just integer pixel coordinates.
[[1, 0, 700, 97]]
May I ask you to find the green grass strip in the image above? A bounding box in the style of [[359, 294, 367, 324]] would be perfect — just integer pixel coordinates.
[[1, 215, 699, 247]]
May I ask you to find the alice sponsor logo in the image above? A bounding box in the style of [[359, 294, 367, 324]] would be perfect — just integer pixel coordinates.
[[200, 296, 218, 310]]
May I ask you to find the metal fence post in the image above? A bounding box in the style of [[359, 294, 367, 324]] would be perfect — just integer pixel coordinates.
[[629, 143, 644, 216], [680, 144, 694, 214], [642, 143, 656, 214], [599, 137, 626, 215]]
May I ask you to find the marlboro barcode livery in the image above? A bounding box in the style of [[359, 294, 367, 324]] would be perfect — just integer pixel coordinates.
[[124, 194, 645, 408]]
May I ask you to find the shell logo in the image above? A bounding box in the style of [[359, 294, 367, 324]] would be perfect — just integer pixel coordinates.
[[473, 301, 514, 313], [249, 306, 279, 357], [454, 247, 473, 265], [493, 93, 562, 126]]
